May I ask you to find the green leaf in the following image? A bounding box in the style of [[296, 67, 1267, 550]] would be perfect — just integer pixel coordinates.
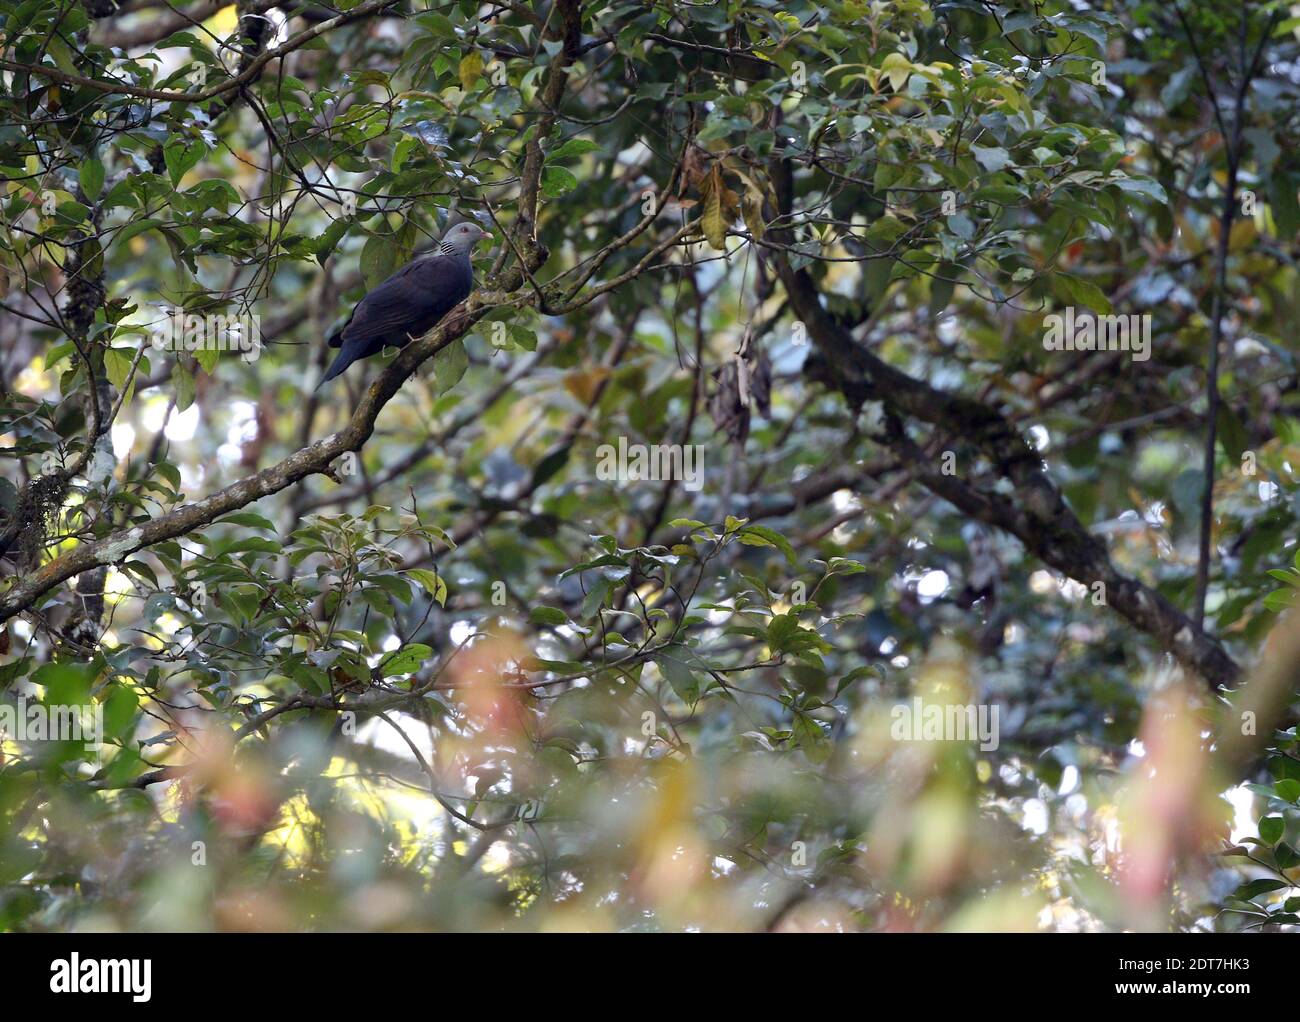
[[164, 137, 206, 187], [172, 361, 196, 412], [1111, 176, 1168, 204], [1265, 590, 1296, 612], [104, 347, 136, 390], [315, 218, 349, 266], [1234, 878, 1288, 900], [548, 138, 601, 162], [1054, 273, 1113, 314], [46, 34, 79, 75], [737, 524, 796, 565], [102, 683, 139, 739], [541, 165, 578, 197], [529, 606, 568, 627], [218, 511, 277, 532], [0, 842, 41, 885], [378, 643, 432, 678], [507, 324, 537, 351], [973, 184, 1024, 205], [368, 573, 413, 604], [33, 661, 98, 705], [1260, 815, 1284, 845], [970, 144, 1012, 172], [766, 612, 800, 652], [79, 157, 104, 200], [1271, 172, 1300, 239], [929, 273, 955, 317], [1276, 779, 1300, 804], [407, 567, 448, 607], [530, 444, 571, 489], [415, 11, 455, 37], [1216, 404, 1249, 462], [432, 338, 468, 395], [114, 218, 164, 248], [360, 232, 399, 290], [658, 654, 700, 704], [793, 711, 831, 762], [195, 345, 220, 375]]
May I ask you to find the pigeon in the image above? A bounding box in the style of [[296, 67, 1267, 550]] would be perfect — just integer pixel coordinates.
[[319, 221, 490, 384]]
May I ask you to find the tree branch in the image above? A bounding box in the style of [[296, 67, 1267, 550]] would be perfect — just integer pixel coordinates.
[[766, 156, 1242, 689], [0, 0, 591, 625]]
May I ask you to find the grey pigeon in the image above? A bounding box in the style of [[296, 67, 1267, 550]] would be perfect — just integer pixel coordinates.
[[319, 221, 490, 384]]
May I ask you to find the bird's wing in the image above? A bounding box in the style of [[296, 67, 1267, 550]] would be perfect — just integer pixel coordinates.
[[328, 256, 430, 346], [339, 255, 469, 350]]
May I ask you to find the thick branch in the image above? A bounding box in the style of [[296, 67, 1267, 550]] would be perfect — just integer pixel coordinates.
[[767, 158, 1241, 689]]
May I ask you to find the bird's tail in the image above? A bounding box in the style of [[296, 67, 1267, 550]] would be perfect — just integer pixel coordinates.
[[317, 346, 354, 387]]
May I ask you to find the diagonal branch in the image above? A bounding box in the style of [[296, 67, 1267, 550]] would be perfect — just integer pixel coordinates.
[[0, 0, 589, 626], [0, 300, 483, 625], [766, 157, 1241, 690]]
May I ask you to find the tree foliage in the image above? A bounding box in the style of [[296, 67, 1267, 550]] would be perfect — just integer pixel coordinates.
[[1, 0, 1300, 931]]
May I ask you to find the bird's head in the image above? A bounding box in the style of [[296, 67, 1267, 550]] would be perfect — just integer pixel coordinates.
[[439, 221, 491, 256]]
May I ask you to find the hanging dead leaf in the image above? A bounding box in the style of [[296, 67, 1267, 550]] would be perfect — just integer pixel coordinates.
[[742, 190, 766, 240], [709, 360, 749, 444], [701, 166, 727, 251], [563, 366, 612, 405], [679, 146, 709, 195]]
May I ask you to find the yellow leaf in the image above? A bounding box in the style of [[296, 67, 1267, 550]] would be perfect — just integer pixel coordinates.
[[701, 166, 727, 250], [1228, 217, 1257, 252], [459, 51, 484, 91], [881, 52, 912, 93], [742, 191, 766, 240], [562, 366, 611, 404], [209, 5, 239, 36]]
